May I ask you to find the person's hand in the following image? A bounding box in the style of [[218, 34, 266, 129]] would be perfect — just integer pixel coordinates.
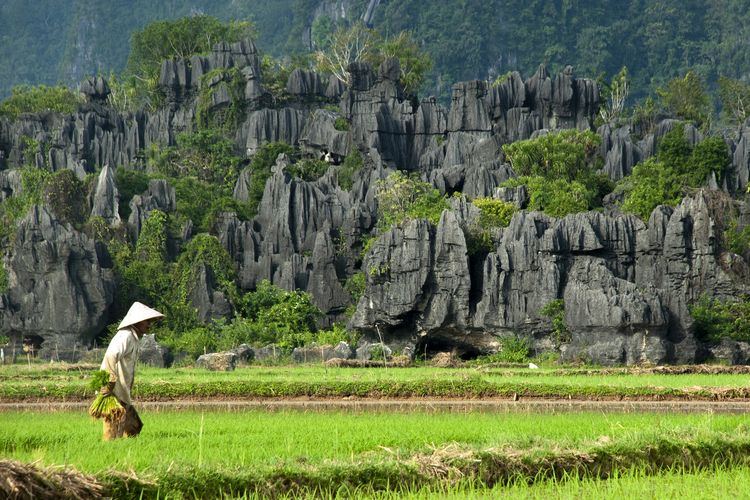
[[100, 381, 116, 396]]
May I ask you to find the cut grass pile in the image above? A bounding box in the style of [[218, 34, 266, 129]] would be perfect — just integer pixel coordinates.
[[2, 364, 750, 401], [4, 462, 749, 499], [2, 410, 750, 497]]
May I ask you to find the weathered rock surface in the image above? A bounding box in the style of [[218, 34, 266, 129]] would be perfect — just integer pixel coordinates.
[[292, 342, 354, 363], [138, 334, 169, 368], [127, 180, 176, 234], [1, 44, 749, 366], [229, 343, 255, 364], [0, 206, 115, 359], [90, 164, 120, 225], [196, 351, 237, 371], [353, 191, 749, 365]]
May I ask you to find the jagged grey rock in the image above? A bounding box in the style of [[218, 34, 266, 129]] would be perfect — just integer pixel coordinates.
[[0, 169, 21, 202], [239, 108, 307, 154], [562, 258, 668, 365], [138, 334, 168, 368], [707, 339, 750, 365], [356, 342, 392, 361], [196, 352, 237, 371], [233, 169, 251, 202], [253, 344, 283, 362], [127, 179, 176, 239], [1, 44, 749, 367], [188, 263, 233, 323], [299, 109, 350, 159], [80, 76, 111, 103], [159, 39, 261, 106], [292, 342, 353, 363], [286, 69, 325, 96], [598, 124, 642, 181], [229, 344, 255, 364], [90, 164, 120, 225], [731, 121, 750, 193], [0, 206, 115, 360]]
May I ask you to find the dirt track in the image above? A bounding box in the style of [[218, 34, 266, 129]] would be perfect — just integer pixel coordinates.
[[3, 398, 750, 413]]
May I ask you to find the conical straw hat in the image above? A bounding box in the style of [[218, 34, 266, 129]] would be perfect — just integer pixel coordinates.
[[118, 302, 165, 330]]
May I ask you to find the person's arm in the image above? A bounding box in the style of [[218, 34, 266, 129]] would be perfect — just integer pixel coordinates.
[[100, 333, 125, 393]]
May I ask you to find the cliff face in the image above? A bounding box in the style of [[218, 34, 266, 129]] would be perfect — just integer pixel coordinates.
[[1, 40, 748, 364]]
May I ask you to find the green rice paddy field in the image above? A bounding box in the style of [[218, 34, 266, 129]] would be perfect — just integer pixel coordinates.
[[2, 364, 750, 400], [2, 363, 750, 498]]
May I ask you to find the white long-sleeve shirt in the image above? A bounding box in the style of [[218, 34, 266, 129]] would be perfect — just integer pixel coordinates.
[[100, 327, 140, 406]]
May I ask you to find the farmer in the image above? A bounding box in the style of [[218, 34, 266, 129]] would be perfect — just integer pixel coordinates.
[[100, 301, 164, 440]]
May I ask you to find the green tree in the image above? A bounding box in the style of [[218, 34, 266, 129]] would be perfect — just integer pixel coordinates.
[[125, 16, 255, 109], [620, 124, 731, 220], [150, 129, 242, 188], [314, 22, 432, 94], [620, 158, 683, 220], [375, 171, 448, 227], [718, 76, 750, 127], [196, 67, 247, 131], [170, 233, 237, 332], [598, 67, 629, 125], [463, 197, 517, 256], [690, 294, 750, 343], [690, 137, 731, 186], [504, 176, 595, 219], [0, 84, 83, 119], [378, 31, 433, 95], [472, 197, 517, 228], [115, 168, 150, 219], [500, 129, 608, 218], [146, 129, 248, 231], [541, 299, 570, 345], [231, 279, 322, 350], [502, 130, 601, 181], [286, 158, 329, 181], [656, 71, 710, 127], [0, 264, 8, 294], [337, 149, 363, 191]]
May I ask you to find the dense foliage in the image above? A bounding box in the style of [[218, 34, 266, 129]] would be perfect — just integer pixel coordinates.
[[725, 220, 750, 260], [125, 16, 255, 109], [541, 299, 571, 345], [656, 71, 711, 128], [44, 169, 88, 227], [336, 149, 364, 191], [1, 5, 748, 364], [502, 130, 611, 218], [463, 197, 517, 256], [286, 158, 330, 182], [0, 165, 52, 242], [620, 124, 732, 220], [0, 85, 83, 118], [690, 295, 750, 343], [313, 22, 432, 95], [375, 171, 449, 228], [7, 0, 750, 113]]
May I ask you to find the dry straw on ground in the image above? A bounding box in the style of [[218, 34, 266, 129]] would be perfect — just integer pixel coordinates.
[[0, 459, 105, 499]]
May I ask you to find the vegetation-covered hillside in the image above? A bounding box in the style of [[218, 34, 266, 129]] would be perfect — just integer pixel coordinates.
[[2, 0, 750, 105], [0, 11, 749, 367]]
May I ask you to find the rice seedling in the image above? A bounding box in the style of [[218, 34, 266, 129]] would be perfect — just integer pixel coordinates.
[[3, 364, 750, 401], [2, 410, 750, 497]]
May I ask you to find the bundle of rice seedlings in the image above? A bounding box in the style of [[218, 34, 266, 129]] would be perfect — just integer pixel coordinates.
[[89, 369, 110, 391], [89, 393, 125, 421], [88, 370, 124, 421]]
